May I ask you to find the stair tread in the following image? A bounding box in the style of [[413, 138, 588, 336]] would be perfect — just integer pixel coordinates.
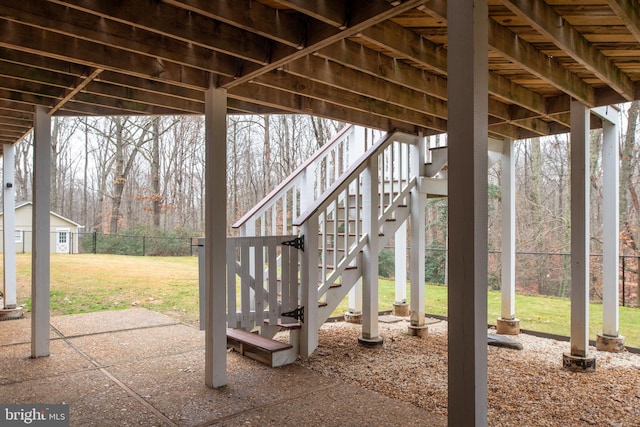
[[320, 264, 358, 270], [263, 319, 302, 329], [226, 328, 293, 352]]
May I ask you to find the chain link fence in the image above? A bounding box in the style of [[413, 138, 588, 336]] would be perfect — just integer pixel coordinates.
[[9, 231, 199, 256], [78, 232, 199, 256], [424, 248, 639, 307]]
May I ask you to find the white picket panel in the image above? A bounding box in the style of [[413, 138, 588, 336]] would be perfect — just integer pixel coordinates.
[[219, 235, 299, 330]]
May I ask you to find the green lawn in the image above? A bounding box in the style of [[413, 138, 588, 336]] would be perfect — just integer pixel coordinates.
[[6, 254, 639, 348], [336, 279, 640, 348]]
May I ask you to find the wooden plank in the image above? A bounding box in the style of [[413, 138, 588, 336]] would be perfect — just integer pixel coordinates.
[[489, 18, 596, 107], [0, 19, 210, 90], [47, 0, 274, 65], [220, 0, 428, 89], [607, 0, 640, 43], [252, 73, 448, 132], [503, 0, 634, 101], [164, 0, 304, 48], [226, 328, 292, 352]]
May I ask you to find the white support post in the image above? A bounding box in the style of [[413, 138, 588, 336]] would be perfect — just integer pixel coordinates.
[[409, 182, 426, 336], [393, 221, 409, 317], [300, 216, 319, 356], [497, 138, 519, 335], [595, 107, 624, 352], [32, 106, 51, 358], [563, 99, 596, 371], [358, 155, 382, 345], [3, 143, 17, 309], [408, 136, 426, 334], [204, 86, 228, 388], [447, 0, 489, 425]]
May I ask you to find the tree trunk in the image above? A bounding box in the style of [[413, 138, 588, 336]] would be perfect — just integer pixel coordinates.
[[110, 119, 125, 234], [151, 117, 161, 229]]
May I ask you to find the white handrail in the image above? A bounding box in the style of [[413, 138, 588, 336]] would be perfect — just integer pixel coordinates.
[[232, 124, 362, 232]]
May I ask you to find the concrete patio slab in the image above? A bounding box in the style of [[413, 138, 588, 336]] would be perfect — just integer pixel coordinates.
[[0, 316, 58, 345], [108, 350, 339, 425], [0, 339, 93, 386], [0, 308, 446, 426], [50, 308, 178, 337], [0, 369, 168, 426], [68, 323, 203, 366]]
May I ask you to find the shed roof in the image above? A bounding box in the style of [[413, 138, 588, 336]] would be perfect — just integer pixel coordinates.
[[0, 201, 83, 228]]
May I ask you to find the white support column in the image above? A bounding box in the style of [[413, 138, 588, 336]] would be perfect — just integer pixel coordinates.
[[595, 107, 624, 352], [563, 99, 596, 371], [408, 181, 426, 336], [358, 155, 382, 345], [447, 0, 489, 425], [204, 86, 228, 388], [32, 106, 51, 358], [408, 135, 426, 334], [300, 216, 319, 356], [497, 138, 519, 335], [345, 124, 365, 323], [393, 221, 409, 317], [3, 143, 16, 308]]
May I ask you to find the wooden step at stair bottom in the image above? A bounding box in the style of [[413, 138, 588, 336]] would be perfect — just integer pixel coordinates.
[[227, 328, 297, 367]]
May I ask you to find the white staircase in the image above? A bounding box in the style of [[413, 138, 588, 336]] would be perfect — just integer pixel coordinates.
[[202, 125, 503, 365], [216, 125, 423, 363]]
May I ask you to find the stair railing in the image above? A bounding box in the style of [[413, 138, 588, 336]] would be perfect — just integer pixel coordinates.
[[294, 131, 419, 351], [232, 124, 368, 238]]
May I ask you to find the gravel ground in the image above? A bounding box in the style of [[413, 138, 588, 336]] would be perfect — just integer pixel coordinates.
[[296, 318, 640, 427]]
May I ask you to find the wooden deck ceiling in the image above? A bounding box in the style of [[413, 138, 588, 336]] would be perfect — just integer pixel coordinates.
[[1, 0, 640, 147]]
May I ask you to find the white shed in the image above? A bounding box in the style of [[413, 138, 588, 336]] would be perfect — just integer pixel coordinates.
[[0, 202, 84, 254]]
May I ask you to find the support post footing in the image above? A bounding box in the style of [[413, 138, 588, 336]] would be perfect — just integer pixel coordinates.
[[344, 311, 362, 324], [392, 302, 409, 317], [562, 352, 596, 372], [0, 307, 24, 321], [596, 334, 625, 353], [496, 317, 520, 335], [358, 335, 384, 347], [407, 325, 428, 338]]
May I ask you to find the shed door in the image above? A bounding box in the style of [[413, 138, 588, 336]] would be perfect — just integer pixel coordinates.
[[56, 228, 70, 253]]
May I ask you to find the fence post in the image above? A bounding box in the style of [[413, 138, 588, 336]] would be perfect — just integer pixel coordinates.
[[142, 236, 146, 256], [93, 231, 97, 254], [198, 237, 205, 331]]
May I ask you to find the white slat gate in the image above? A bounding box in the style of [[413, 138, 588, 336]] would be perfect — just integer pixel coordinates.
[[224, 235, 301, 331]]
